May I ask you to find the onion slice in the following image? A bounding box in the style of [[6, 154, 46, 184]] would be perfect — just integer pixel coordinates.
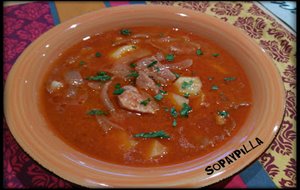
[[64, 70, 83, 86], [101, 81, 115, 112], [132, 34, 150, 38], [114, 49, 151, 65], [96, 115, 124, 133], [87, 82, 101, 90]]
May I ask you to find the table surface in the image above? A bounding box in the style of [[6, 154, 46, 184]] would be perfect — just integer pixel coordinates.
[[3, 1, 296, 188]]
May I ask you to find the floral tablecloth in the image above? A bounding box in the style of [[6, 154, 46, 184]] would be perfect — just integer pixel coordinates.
[[3, 1, 296, 188]]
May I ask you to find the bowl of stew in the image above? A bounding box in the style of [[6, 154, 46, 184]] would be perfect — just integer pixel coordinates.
[[4, 5, 285, 188]]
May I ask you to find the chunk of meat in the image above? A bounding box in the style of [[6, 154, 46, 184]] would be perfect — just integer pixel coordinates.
[[136, 71, 160, 93], [136, 55, 176, 84], [154, 52, 164, 61], [110, 63, 131, 79], [118, 85, 159, 114], [162, 59, 193, 70]]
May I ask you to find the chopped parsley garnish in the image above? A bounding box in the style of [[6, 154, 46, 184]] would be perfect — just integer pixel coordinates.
[[131, 45, 136, 49], [196, 49, 203, 56], [163, 107, 169, 112], [172, 119, 177, 127], [218, 110, 229, 118], [172, 71, 180, 79], [86, 71, 111, 81], [224, 77, 236, 81], [180, 103, 192, 117], [120, 29, 131, 36], [166, 54, 174, 61], [113, 88, 124, 95], [211, 85, 219, 90], [181, 80, 193, 89], [95, 52, 102, 57], [130, 63, 137, 68], [113, 83, 124, 95], [159, 89, 167, 94], [79, 61, 85, 66], [154, 66, 160, 72], [154, 93, 163, 101], [115, 83, 121, 89], [87, 109, 108, 116], [170, 107, 178, 118], [156, 83, 162, 87], [127, 71, 139, 78], [147, 60, 158, 68], [133, 130, 170, 139], [140, 98, 151, 106], [212, 53, 219, 57], [183, 93, 190, 98]]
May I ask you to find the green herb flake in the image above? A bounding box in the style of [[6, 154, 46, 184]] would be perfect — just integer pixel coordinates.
[[113, 88, 124, 95], [132, 45, 136, 49], [79, 61, 85, 66], [165, 54, 174, 61], [133, 130, 170, 139], [140, 98, 151, 106], [224, 77, 236, 81], [147, 60, 158, 68], [120, 29, 131, 36], [95, 52, 102, 57], [183, 93, 190, 98], [127, 71, 139, 78], [87, 109, 108, 116], [211, 85, 219, 90], [181, 80, 193, 90], [113, 83, 124, 95], [156, 83, 162, 87], [154, 93, 163, 101], [129, 63, 137, 68], [163, 107, 169, 112], [172, 119, 177, 127], [196, 49, 203, 56], [180, 103, 192, 117], [115, 83, 121, 89], [170, 107, 178, 118], [212, 53, 219, 57], [154, 66, 160, 72], [159, 89, 167, 94], [173, 72, 180, 79], [86, 71, 111, 81], [218, 110, 229, 118]]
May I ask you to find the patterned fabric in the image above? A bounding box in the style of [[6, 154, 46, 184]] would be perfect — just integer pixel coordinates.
[[3, 1, 296, 188], [148, 1, 296, 188], [3, 2, 74, 188]]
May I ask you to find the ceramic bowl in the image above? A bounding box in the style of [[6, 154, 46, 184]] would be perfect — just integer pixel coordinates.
[[4, 5, 285, 187]]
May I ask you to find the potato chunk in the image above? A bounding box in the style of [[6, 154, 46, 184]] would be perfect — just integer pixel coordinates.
[[168, 93, 189, 110], [107, 130, 138, 151], [174, 77, 202, 96], [215, 115, 227, 125], [145, 140, 168, 159]]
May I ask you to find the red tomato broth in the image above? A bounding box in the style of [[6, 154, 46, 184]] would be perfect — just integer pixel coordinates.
[[40, 26, 252, 167]]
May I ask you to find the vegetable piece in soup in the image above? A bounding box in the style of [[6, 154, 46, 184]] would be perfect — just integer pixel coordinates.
[[40, 26, 252, 167]]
